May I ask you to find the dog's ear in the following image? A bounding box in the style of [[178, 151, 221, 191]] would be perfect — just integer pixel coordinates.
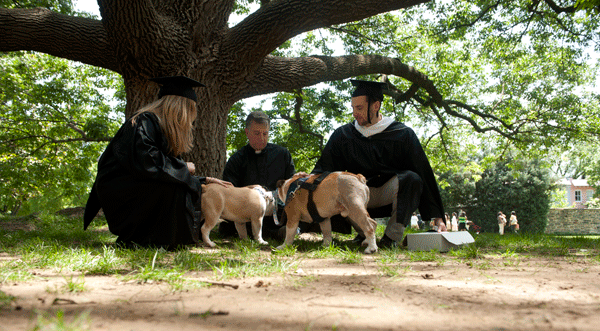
[[276, 179, 285, 189]]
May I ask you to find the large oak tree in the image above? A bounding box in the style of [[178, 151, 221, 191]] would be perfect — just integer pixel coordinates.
[[1, 0, 440, 175], [2, 0, 599, 178]]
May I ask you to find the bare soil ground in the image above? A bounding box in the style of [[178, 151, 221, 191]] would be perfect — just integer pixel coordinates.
[[2, 238, 600, 331]]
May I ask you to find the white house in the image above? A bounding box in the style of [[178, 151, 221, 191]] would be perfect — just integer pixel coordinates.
[[557, 178, 595, 209]]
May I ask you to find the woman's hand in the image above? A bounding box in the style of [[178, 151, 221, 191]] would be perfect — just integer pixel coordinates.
[[186, 162, 195, 175], [206, 177, 233, 187]]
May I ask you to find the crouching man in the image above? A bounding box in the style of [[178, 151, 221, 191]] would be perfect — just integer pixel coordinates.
[[311, 79, 446, 248]]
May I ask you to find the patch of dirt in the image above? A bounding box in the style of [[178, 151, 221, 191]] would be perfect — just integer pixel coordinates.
[[0, 220, 36, 232], [2, 249, 600, 331]]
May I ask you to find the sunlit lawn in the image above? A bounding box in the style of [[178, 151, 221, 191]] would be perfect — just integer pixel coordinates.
[[0, 212, 598, 285]]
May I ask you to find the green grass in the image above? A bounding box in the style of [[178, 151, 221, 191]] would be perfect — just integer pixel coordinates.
[[29, 309, 91, 331], [0, 212, 598, 288], [0, 291, 15, 309], [47, 275, 87, 294]]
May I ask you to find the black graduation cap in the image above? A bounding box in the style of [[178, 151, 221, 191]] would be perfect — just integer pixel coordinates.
[[350, 79, 387, 102], [150, 76, 205, 102]]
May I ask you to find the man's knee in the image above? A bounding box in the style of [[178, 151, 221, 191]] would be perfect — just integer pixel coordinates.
[[397, 171, 423, 195]]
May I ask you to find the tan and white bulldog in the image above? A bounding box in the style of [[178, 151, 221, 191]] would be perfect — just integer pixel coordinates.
[[276, 172, 378, 254], [200, 184, 275, 247]]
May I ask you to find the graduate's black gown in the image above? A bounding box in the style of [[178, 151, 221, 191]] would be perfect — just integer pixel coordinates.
[[84, 112, 204, 248], [312, 121, 445, 224]]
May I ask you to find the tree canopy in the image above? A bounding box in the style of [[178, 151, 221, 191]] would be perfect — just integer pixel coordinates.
[[0, 50, 123, 214]]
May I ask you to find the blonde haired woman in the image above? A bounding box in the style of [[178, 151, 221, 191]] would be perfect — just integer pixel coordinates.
[[84, 76, 231, 249]]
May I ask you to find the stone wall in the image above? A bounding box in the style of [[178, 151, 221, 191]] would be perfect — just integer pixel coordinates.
[[546, 209, 600, 234]]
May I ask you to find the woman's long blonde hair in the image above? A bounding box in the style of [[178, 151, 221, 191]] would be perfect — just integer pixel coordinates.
[[131, 95, 197, 156]]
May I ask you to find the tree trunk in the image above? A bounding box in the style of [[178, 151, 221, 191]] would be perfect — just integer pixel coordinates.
[[186, 92, 232, 177], [11, 199, 21, 216]]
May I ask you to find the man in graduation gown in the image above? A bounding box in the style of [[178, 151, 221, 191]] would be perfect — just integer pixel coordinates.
[[218, 111, 296, 240], [83, 76, 231, 249], [312, 79, 446, 247]]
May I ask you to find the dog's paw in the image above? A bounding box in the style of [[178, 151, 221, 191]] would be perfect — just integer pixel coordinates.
[[363, 246, 378, 254], [203, 241, 217, 248], [321, 241, 334, 248], [275, 244, 286, 250], [257, 239, 268, 245], [321, 237, 334, 247]]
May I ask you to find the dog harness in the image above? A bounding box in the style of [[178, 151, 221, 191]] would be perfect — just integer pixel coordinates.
[[283, 172, 331, 224]]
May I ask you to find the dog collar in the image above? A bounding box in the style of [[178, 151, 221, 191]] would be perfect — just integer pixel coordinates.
[[253, 186, 272, 204], [273, 188, 285, 207]]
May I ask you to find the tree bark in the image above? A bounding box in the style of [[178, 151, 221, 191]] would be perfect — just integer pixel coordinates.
[[0, 7, 117, 71]]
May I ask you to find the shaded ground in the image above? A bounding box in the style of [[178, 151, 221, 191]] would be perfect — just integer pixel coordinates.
[[2, 240, 600, 331]]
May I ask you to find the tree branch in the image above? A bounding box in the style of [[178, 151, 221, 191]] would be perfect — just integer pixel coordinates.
[[240, 54, 432, 99], [539, 0, 576, 14], [242, 53, 592, 143], [225, 0, 429, 64], [444, 2, 500, 32], [445, 100, 514, 130], [278, 90, 325, 149], [0, 7, 119, 72]]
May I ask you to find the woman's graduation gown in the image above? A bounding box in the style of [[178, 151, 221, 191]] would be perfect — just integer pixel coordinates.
[[84, 112, 203, 248]]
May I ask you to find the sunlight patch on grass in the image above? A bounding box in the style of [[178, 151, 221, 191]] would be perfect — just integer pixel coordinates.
[[307, 244, 363, 264], [406, 250, 446, 264], [0, 263, 37, 283], [377, 262, 411, 278], [210, 256, 298, 280], [30, 309, 91, 331]]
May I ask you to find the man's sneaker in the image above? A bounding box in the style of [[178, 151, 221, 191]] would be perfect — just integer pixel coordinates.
[[378, 234, 398, 249], [351, 234, 366, 245]]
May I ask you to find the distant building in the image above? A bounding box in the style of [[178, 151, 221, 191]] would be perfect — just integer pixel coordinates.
[[557, 178, 595, 209]]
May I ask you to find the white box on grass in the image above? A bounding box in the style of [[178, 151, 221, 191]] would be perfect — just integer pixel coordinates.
[[406, 232, 475, 252]]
